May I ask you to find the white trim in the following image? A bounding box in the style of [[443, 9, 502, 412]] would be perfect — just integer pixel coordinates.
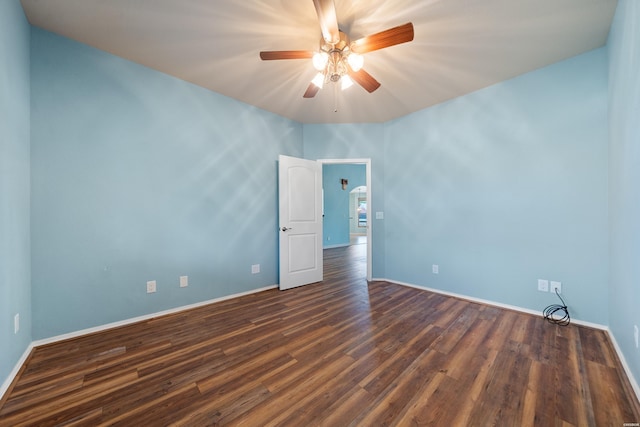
[[1, 284, 276, 402], [370, 278, 640, 399], [323, 243, 350, 249], [606, 327, 640, 403], [6, 281, 638, 406], [0, 342, 34, 401], [33, 285, 278, 347], [374, 278, 640, 401], [376, 278, 608, 330], [318, 158, 372, 282]]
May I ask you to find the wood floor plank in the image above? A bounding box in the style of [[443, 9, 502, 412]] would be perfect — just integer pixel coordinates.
[[171, 383, 273, 426], [359, 324, 441, 395], [398, 371, 469, 426], [587, 360, 638, 425], [465, 344, 531, 426], [318, 386, 375, 427], [1, 243, 639, 426], [518, 359, 541, 427], [554, 330, 591, 426], [96, 383, 200, 427], [354, 350, 449, 426]]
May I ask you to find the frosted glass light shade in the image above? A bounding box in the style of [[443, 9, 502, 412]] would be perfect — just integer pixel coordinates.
[[341, 75, 354, 90], [347, 53, 364, 71], [311, 72, 325, 88], [312, 52, 329, 71]]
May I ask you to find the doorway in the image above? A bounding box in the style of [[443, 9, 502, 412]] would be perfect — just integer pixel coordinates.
[[350, 185, 367, 245], [319, 159, 372, 281]]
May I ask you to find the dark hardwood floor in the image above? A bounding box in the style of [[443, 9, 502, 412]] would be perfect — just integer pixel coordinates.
[[1, 242, 639, 426]]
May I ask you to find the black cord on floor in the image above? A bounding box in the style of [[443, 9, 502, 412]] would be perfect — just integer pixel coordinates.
[[543, 289, 570, 326]]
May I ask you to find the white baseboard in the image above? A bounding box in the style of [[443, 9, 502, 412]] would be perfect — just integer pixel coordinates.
[[0, 342, 34, 402], [376, 278, 608, 330], [33, 285, 278, 347], [373, 278, 639, 403], [0, 284, 278, 402], [4, 280, 638, 407], [323, 243, 350, 249], [606, 328, 640, 404]]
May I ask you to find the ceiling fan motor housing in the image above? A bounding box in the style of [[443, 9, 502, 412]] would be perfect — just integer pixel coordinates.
[[320, 30, 350, 53], [322, 31, 352, 82]]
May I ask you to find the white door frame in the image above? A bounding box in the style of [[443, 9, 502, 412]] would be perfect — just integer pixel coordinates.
[[319, 158, 372, 282]]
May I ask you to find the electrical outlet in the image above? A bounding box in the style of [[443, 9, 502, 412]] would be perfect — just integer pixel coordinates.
[[634, 325, 639, 349], [537, 279, 549, 292], [251, 264, 260, 274], [550, 281, 562, 294], [14, 313, 19, 334], [432, 264, 439, 274], [179, 276, 188, 288], [146, 280, 157, 293]]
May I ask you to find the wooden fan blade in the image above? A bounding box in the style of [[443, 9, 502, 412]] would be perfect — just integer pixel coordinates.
[[313, 0, 339, 45], [303, 82, 321, 98], [351, 22, 414, 54], [260, 50, 314, 60], [348, 68, 381, 93]]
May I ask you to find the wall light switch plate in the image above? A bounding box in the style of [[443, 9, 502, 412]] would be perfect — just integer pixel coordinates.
[[432, 264, 439, 274], [537, 279, 549, 292], [179, 276, 188, 288], [251, 264, 260, 274], [146, 280, 157, 293], [14, 313, 19, 334]]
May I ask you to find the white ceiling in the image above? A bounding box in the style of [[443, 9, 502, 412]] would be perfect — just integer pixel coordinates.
[[20, 0, 617, 124]]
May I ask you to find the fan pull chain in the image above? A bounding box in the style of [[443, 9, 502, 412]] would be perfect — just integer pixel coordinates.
[[334, 82, 339, 112]]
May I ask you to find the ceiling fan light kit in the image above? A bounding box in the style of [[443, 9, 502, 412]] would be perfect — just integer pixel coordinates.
[[341, 75, 354, 90], [347, 53, 364, 72], [259, 0, 414, 99], [312, 72, 325, 89], [312, 52, 329, 70]]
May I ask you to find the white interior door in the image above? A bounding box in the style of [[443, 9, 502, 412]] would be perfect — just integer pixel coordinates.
[[278, 155, 323, 290]]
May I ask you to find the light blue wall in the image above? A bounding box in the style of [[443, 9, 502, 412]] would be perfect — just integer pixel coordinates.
[[608, 0, 640, 389], [322, 164, 365, 247], [0, 0, 629, 391], [30, 28, 302, 339], [0, 0, 32, 387], [304, 123, 386, 278], [385, 49, 609, 324], [306, 49, 609, 324]]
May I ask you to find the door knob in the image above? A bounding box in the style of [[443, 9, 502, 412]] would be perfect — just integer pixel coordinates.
[[281, 227, 293, 232]]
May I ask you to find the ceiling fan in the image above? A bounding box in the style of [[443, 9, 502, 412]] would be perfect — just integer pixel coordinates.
[[259, 0, 414, 98]]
